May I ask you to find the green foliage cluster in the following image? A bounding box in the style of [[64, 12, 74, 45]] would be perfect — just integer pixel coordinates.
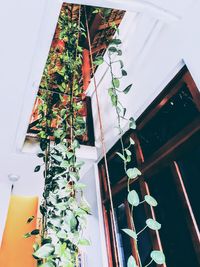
[[25, 5, 90, 267]]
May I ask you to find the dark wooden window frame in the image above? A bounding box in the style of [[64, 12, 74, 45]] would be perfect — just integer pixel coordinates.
[[98, 66, 200, 266]]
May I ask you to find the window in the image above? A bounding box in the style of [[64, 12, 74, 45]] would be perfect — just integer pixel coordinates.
[[98, 66, 200, 266]]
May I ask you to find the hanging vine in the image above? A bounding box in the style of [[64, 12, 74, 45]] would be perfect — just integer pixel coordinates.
[[105, 24, 166, 267], [25, 5, 90, 267], [90, 8, 166, 267]]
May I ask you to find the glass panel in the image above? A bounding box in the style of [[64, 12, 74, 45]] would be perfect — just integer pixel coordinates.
[[131, 182, 155, 266], [177, 144, 200, 229], [148, 167, 199, 267], [114, 203, 132, 266], [138, 84, 199, 159]]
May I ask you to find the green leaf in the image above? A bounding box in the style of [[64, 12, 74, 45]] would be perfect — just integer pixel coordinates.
[[150, 250, 165, 264], [27, 216, 35, 224], [116, 152, 126, 161], [110, 38, 122, 45], [40, 139, 48, 151], [122, 229, 137, 240], [123, 84, 132, 94], [122, 107, 127, 117], [66, 151, 74, 159], [127, 190, 140, 206], [31, 229, 40, 235], [122, 69, 127, 76], [111, 95, 118, 106], [92, 9, 99, 14], [93, 56, 104, 66], [54, 129, 64, 138], [126, 168, 141, 179], [34, 165, 41, 172], [127, 256, 138, 267], [108, 46, 117, 53], [125, 149, 131, 156], [57, 230, 67, 239], [78, 239, 91, 246], [144, 195, 158, 207], [130, 137, 135, 145], [24, 232, 31, 238], [129, 117, 136, 130], [112, 78, 120, 88], [33, 242, 39, 251], [60, 160, 69, 168], [33, 244, 55, 259], [37, 153, 44, 158], [118, 60, 124, 69], [108, 88, 114, 97], [146, 219, 161, 230], [52, 155, 62, 162], [117, 49, 122, 56]]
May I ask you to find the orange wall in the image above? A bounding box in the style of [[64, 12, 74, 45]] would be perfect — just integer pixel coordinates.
[[0, 195, 38, 267]]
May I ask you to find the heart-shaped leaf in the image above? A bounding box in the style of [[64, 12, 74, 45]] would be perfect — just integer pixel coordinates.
[[127, 255, 138, 267], [33, 244, 55, 259], [122, 229, 137, 240], [126, 168, 141, 179], [112, 78, 120, 88], [150, 250, 165, 264], [127, 190, 140, 206], [129, 117, 136, 130], [145, 195, 158, 207], [146, 219, 161, 230]]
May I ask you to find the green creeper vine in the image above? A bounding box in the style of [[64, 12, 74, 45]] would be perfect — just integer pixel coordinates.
[[24, 5, 90, 267], [94, 17, 166, 267]]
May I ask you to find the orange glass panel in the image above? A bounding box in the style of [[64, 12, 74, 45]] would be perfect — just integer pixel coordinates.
[[0, 195, 38, 267]]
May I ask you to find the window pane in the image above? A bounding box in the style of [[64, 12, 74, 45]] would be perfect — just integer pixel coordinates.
[[114, 203, 132, 266], [138, 84, 199, 159], [177, 144, 200, 229], [148, 167, 199, 267]]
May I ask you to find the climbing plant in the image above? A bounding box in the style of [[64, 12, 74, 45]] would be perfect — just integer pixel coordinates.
[[25, 5, 90, 267], [90, 7, 166, 266], [103, 23, 166, 267]]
